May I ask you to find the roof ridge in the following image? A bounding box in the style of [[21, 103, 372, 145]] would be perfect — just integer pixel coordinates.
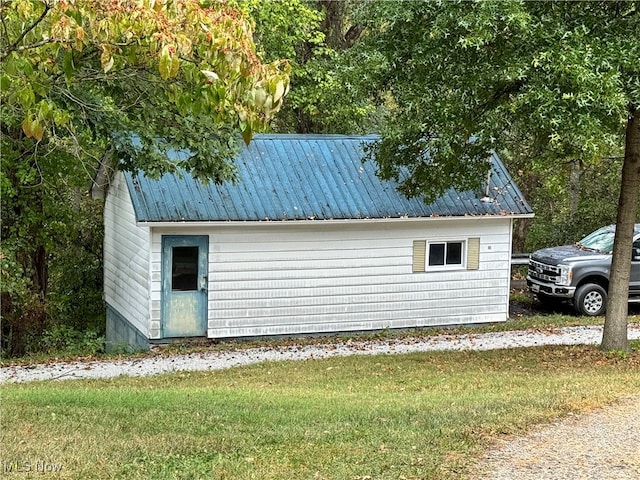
[[253, 133, 380, 140]]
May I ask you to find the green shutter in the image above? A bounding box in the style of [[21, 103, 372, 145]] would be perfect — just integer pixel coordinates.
[[413, 240, 426, 272], [467, 237, 480, 270]]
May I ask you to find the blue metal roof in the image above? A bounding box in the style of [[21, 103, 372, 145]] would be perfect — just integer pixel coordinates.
[[124, 134, 533, 223]]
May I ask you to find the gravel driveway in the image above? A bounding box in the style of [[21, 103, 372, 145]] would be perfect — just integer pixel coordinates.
[[473, 394, 640, 479], [2, 324, 639, 383]]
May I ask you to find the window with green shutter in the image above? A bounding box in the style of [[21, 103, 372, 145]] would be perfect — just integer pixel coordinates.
[[413, 238, 480, 272]]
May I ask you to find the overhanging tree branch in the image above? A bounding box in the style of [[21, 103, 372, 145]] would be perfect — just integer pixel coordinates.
[[0, 0, 51, 62], [473, 80, 525, 122]]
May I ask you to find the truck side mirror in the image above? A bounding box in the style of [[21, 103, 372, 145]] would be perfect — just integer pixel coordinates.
[[633, 247, 640, 261]]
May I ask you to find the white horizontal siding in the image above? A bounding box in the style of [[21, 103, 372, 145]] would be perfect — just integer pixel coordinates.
[[208, 309, 507, 338], [150, 218, 513, 339], [103, 172, 151, 337], [210, 272, 508, 296], [211, 275, 507, 298], [212, 285, 506, 310]]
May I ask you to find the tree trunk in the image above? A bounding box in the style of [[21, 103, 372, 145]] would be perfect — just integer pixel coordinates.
[[568, 158, 582, 221], [505, 155, 538, 252], [601, 107, 640, 351], [318, 0, 347, 49]]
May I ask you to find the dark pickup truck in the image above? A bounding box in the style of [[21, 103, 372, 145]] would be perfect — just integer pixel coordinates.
[[526, 224, 640, 316]]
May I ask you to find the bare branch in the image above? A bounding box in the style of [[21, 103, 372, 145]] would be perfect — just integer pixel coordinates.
[[0, 0, 52, 62], [11, 37, 74, 53], [53, 85, 105, 112], [0, 3, 10, 47]]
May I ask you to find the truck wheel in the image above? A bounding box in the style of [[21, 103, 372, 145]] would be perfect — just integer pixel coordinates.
[[574, 283, 607, 316]]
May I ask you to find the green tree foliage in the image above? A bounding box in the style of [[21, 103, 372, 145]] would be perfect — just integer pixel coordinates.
[[2, 0, 290, 174], [1, 0, 290, 355], [351, 1, 640, 350], [513, 155, 638, 253], [240, 0, 383, 134]]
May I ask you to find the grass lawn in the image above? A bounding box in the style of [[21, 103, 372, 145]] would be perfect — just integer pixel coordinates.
[[2, 344, 640, 479]]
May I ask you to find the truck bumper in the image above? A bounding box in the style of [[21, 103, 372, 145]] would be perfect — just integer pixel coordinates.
[[526, 277, 576, 298]]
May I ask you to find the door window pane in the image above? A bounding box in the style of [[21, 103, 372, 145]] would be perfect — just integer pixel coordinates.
[[172, 246, 198, 291]]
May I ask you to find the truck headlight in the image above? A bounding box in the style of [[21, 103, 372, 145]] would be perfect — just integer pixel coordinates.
[[557, 265, 572, 286]]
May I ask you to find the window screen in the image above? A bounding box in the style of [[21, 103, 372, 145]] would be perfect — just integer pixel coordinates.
[[172, 246, 199, 291]]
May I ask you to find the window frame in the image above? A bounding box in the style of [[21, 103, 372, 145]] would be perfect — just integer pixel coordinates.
[[426, 239, 467, 270]]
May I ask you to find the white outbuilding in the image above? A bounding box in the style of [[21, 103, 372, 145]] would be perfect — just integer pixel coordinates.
[[96, 134, 533, 351]]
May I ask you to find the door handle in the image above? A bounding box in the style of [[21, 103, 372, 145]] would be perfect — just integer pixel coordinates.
[[200, 275, 208, 292]]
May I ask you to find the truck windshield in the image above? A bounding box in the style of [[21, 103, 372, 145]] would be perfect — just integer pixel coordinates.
[[577, 227, 615, 253]]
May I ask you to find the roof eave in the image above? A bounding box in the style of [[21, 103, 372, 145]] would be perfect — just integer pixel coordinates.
[[136, 213, 534, 227]]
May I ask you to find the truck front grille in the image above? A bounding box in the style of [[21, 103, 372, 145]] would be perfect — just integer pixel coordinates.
[[528, 260, 561, 283]]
